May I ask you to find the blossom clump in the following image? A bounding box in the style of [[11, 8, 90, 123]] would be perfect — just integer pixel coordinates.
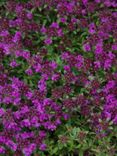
[[0, 0, 116, 155]]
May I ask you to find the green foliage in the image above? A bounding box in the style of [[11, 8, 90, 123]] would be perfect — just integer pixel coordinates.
[[45, 120, 117, 156]]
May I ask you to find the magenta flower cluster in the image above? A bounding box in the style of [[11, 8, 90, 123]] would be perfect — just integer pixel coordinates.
[[0, 0, 117, 155]]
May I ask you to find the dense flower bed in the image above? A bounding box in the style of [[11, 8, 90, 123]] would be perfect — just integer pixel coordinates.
[[0, 0, 117, 155]]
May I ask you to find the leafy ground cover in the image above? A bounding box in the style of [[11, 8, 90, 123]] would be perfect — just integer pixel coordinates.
[[0, 0, 117, 155]]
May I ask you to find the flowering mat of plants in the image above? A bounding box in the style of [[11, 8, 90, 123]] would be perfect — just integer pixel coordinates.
[[0, 0, 117, 156]]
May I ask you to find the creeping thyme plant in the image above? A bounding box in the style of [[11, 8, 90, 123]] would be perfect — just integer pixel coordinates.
[[0, 0, 117, 156]]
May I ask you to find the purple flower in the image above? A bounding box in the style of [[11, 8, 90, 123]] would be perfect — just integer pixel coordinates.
[[104, 111, 111, 120], [71, 18, 77, 23], [83, 43, 91, 52], [39, 131, 46, 138], [22, 51, 30, 60], [44, 38, 52, 45], [95, 0, 101, 3], [82, 0, 88, 5], [21, 119, 31, 127], [27, 12, 33, 20], [89, 23, 96, 34], [40, 26, 47, 34], [55, 118, 61, 125], [95, 41, 103, 54], [104, 80, 115, 93], [63, 114, 70, 120], [25, 68, 33, 76], [104, 59, 112, 70], [49, 61, 58, 69], [67, 2, 75, 13], [41, 73, 49, 81], [43, 98, 51, 106], [38, 80, 46, 92], [50, 22, 59, 29], [6, 140, 17, 151], [40, 143, 47, 151], [9, 20, 16, 27], [12, 31, 22, 43], [14, 111, 21, 119], [0, 30, 9, 37], [112, 44, 117, 51], [94, 61, 101, 69], [51, 73, 60, 81], [31, 116, 40, 127], [3, 97, 12, 104], [23, 145, 36, 156], [108, 51, 115, 59], [44, 121, 57, 131], [98, 31, 109, 40], [20, 132, 34, 139], [57, 28, 63, 37], [10, 60, 19, 68], [23, 148, 31, 156], [29, 143, 36, 152], [15, 50, 30, 59], [15, 18, 23, 26], [15, 50, 21, 57], [26, 91, 33, 100], [0, 136, 6, 144], [60, 18, 67, 23], [0, 108, 5, 117], [15, 5, 23, 13], [64, 65, 71, 71], [75, 55, 84, 69], [20, 106, 29, 114], [113, 115, 117, 124], [3, 44, 11, 55], [0, 146, 5, 154], [106, 94, 115, 103], [61, 52, 70, 60], [34, 64, 42, 72]]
